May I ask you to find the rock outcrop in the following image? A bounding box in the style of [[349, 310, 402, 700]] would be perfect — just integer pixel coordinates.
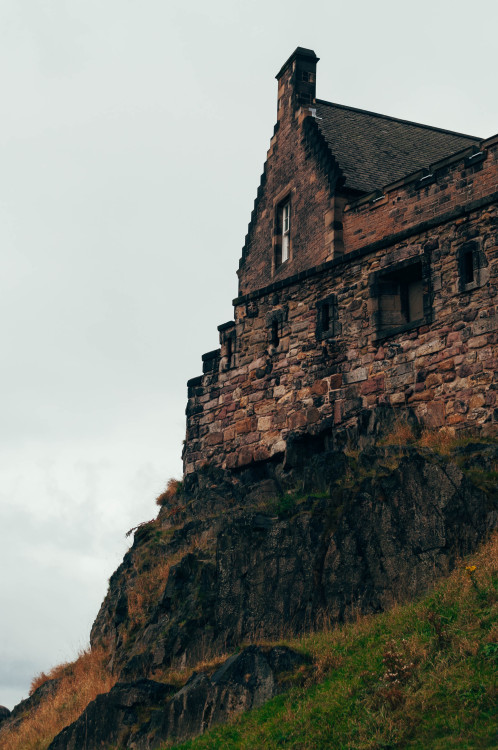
[[48, 646, 308, 749], [9, 430, 496, 750], [91, 439, 497, 684]]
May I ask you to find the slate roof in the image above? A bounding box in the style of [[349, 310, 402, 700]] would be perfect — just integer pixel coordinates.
[[314, 99, 481, 194]]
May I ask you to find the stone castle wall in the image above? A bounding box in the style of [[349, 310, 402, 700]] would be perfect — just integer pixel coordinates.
[[183, 137, 498, 476]]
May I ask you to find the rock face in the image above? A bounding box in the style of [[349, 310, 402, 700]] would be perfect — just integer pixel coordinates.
[[10, 432, 498, 750], [0, 705, 11, 724], [91, 439, 497, 683], [48, 646, 308, 749]]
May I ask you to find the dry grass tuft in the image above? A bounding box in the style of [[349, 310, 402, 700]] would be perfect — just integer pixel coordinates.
[[381, 420, 416, 446], [419, 426, 459, 454], [156, 478, 182, 507], [127, 559, 172, 628], [1, 647, 116, 750]]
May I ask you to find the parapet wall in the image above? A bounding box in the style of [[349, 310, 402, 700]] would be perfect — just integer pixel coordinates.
[[183, 140, 498, 476]]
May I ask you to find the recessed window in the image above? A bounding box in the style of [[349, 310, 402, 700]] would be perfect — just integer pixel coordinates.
[[226, 337, 233, 368], [458, 241, 486, 293], [266, 308, 286, 350], [282, 202, 290, 262], [370, 257, 431, 339], [316, 294, 340, 340], [274, 198, 291, 269], [301, 70, 314, 83], [462, 249, 475, 285], [271, 319, 280, 347]]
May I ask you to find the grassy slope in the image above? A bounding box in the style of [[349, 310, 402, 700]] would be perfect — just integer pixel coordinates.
[[169, 535, 498, 750]]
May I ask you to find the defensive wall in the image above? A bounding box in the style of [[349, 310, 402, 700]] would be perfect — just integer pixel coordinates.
[[183, 133, 498, 476]]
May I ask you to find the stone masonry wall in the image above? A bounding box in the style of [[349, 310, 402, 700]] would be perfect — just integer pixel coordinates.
[[237, 54, 341, 297], [183, 140, 498, 476]]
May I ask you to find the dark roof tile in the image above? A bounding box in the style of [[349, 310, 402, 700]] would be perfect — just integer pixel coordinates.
[[315, 100, 480, 193]]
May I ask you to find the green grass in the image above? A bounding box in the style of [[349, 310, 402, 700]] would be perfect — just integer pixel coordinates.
[[166, 535, 498, 750]]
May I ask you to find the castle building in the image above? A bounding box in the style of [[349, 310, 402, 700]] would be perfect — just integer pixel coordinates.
[[183, 48, 498, 476]]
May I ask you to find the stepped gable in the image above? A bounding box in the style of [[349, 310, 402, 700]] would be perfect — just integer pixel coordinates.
[[314, 99, 480, 194]]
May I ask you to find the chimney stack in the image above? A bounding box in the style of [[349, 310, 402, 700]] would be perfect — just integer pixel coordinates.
[[275, 47, 319, 120]]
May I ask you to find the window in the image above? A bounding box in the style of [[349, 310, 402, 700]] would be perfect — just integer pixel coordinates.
[[301, 70, 314, 83], [316, 294, 340, 340], [271, 319, 280, 347], [370, 256, 431, 339], [274, 199, 291, 269], [458, 241, 487, 292], [266, 308, 287, 350], [226, 337, 233, 368], [282, 202, 290, 262]]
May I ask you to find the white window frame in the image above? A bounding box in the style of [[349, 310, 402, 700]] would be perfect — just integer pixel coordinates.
[[281, 201, 290, 263]]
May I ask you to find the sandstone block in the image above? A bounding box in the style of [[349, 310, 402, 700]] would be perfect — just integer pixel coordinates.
[[258, 416, 272, 431], [343, 367, 368, 384]]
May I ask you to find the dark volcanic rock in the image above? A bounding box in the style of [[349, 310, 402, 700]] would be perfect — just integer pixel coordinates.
[[0, 705, 11, 724], [47, 679, 175, 750], [48, 646, 308, 750], [91, 444, 496, 682]]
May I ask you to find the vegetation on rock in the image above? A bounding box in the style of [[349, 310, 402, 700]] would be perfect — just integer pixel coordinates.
[[1, 429, 496, 749], [170, 534, 498, 750]]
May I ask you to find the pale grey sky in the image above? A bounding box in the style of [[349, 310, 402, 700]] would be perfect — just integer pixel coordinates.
[[1, 0, 497, 709]]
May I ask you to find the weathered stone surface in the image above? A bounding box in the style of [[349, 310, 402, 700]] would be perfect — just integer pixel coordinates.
[[184, 134, 497, 475], [0, 706, 11, 725], [91, 435, 497, 684]]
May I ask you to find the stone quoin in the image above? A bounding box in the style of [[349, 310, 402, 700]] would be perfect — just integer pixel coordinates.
[[183, 47, 498, 476]]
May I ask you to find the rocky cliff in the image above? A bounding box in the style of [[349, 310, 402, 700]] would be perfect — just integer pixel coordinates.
[[2, 424, 497, 749]]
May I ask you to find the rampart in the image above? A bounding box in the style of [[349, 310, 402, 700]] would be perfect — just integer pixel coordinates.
[[183, 135, 498, 476]]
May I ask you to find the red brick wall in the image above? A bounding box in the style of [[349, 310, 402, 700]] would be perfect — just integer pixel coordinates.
[[343, 135, 498, 253]]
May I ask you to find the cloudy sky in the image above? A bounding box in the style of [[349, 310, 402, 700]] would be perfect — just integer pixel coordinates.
[[1, 0, 497, 710]]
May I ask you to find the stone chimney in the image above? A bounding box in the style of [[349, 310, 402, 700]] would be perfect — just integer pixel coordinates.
[[275, 47, 319, 121]]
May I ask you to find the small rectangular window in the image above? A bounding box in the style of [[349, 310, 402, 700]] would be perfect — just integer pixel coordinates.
[[458, 241, 485, 292], [274, 198, 291, 270], [282, 202, 290, 263], [271, 319, 280, 347], [463, 250, 474, 285], [370, 257, 431, 339], [316, 295, 340, 340]]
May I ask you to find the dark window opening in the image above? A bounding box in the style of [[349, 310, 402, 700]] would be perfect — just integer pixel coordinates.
[[462, 250, 475, 285], [370, 257, 431, 339], [378, 263, 423, 329], [316, 295, 340, 340], [321, 302, 330, 332], [458, 241, 485, 292], [271, 320, 280, 347], [301, 70, 314, 83], [226, 337, 233, 368]]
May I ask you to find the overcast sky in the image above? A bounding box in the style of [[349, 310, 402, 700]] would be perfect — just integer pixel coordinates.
[[1, 0, 497, 710]]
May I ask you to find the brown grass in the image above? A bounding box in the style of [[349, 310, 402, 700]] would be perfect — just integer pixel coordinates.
[[127, 559, 172, 628], [0, 647, 116, 750], [381, 420, 416, 446], [156, 478, 182, 507], [418, 426, 460, 454]]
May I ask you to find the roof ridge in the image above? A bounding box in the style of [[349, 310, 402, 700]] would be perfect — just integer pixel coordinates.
[[315, 98, 481, 141]]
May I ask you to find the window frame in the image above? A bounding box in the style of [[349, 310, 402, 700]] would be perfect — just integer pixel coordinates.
[[273, 195, 292, 271], [316, 294, 341, 341], [369, 253, 432, 342], [458, 240, 486, 293]]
